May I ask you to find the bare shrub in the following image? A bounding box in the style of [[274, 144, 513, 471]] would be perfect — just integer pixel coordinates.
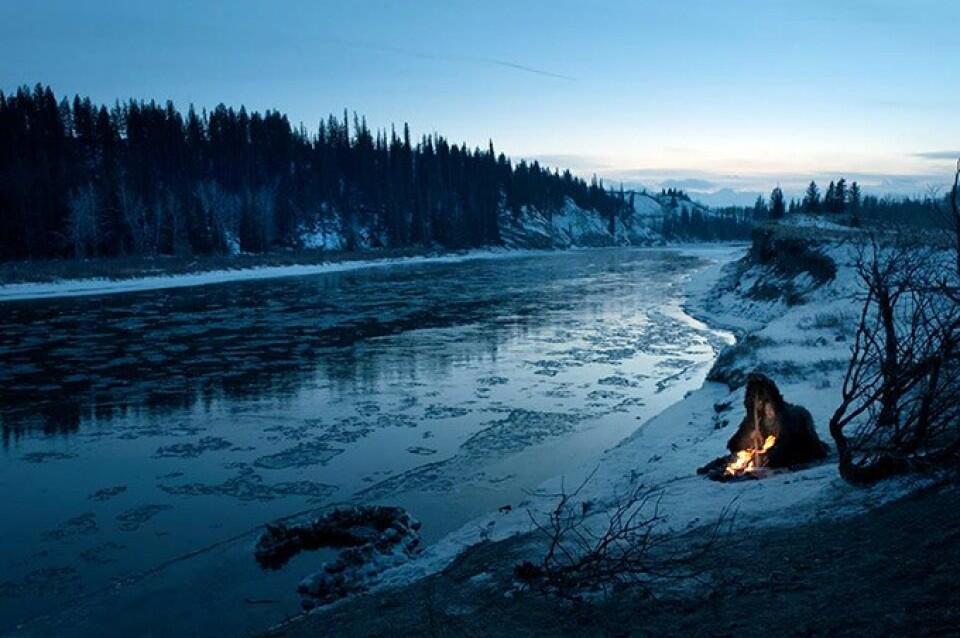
[[118, 176, 154, 255], [515, 470, 735, 601], [68, 183, 100, 257], [195, 180, 240, 253], [830, 236, 960, 483]]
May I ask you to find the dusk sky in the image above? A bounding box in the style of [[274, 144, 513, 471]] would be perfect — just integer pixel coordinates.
[[3, 0, 958, 201]]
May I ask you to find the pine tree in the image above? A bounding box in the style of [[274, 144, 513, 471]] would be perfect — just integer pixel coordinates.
[[834, 178, 847, 214], [803, 181, 821, 213], [769, 186, 786, 220], [825, 181, 837, 214], [849, 181, 862, 226], [753, 195, 768, 220], [0, 84, 670, 260]]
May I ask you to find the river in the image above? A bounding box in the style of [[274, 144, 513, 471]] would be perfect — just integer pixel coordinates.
[[0, 247, 736, 636]]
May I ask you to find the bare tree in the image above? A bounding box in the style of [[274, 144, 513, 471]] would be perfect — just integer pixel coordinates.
[[516, 470, 735, 600], [117, 175, 154, 256], [68, 183, 99, 258], [829, 231, 960, 483], [250, 184, 277, 250], [195, 180, 240, 253]]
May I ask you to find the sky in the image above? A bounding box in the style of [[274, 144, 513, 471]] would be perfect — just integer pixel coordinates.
[[2, 0, 958, 203]]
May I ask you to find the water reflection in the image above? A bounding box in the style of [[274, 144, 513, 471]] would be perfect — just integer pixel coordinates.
[[0, 248, 735, 636], [1, 250, 701, 442]]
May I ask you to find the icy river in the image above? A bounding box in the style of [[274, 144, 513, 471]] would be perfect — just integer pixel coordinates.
[[0, 247, 736, 636]]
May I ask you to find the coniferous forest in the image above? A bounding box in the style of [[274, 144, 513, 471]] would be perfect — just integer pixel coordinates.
[[0, 84, 629, 261]]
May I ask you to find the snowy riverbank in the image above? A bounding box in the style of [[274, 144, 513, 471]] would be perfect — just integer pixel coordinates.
[[1, 245, 746, 638], [0, 248, 537, 302], [0, 242, 743, 303], [270, 229, 923, 633]]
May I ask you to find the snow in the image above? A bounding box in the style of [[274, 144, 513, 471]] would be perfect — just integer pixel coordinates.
[[298, 217, 346, 251], [630, 192, 665, 219], [0, 248, 549, 302], [786, 214, 858, 232], [500, 198, 612, 248], [225, 232, 242, 256], [498, 197, 661, 249], [356, 238, 922, 595]]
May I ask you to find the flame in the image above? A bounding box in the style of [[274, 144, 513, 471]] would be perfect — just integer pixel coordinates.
[[725, 435, 776, 476]]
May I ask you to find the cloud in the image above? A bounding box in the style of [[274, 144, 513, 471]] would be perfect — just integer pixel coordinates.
[[913, 151, 960, 161], [330, 37, 575, 81], [660, 178, 717, 191], [528, 154, 611, 172], [481, 58, 574, 81], [512, 154, 954, 202]]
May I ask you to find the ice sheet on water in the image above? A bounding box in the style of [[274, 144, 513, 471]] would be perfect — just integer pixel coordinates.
[[88, 485, 127, 501], [159, 466, 337, 503], [253, 440, 345, 470], [115, 505, 172, 532], [153, 436, 233, 458]]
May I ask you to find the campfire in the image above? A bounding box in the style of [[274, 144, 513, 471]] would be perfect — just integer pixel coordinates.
[[725, 434, 776, 476], [699, 373, 828, 481]]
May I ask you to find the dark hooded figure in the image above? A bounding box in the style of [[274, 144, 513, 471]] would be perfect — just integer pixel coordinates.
[[726, 373, 828, 468]]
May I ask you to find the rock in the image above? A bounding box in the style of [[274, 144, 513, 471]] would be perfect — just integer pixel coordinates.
[[255, 505, 423, 607]]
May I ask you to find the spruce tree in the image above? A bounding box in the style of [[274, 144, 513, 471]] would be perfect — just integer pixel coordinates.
[[803, 181, 820, 213], [769, 186, 786, 220], [835, 178, 847, 214], [825, 181, 837, 213], [849, 181, 862, 226], [0, 84, 706, 260], [753, 195, 768, 220]]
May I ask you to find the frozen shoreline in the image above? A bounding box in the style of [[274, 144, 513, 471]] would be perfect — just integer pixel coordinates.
[[3, 245, 744, 637], [0, 248, 528, 302], [0, 243, 747, 303], [283, 236, 916, 621]]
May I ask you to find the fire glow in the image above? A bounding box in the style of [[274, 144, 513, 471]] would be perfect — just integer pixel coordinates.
[[725, 435, 776, 476]]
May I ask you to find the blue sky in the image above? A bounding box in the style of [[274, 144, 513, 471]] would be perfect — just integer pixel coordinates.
[[2, 0, 958, 201]]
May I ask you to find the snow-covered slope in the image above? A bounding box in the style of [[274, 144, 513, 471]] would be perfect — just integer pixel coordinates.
[[498, 197, 659, 249], [354, 224, 921, 596], [297, 196, 668, 252]]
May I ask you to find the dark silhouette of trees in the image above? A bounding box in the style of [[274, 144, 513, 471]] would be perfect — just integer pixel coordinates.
[[803, 181, 821, 213], [655, 188, 753, 240], [849, 181, 862, 226], [0, 84, 628, 261], [824, 181, 836, 213], [769, 186, 786, 220], [822, 178, 848, 215], [752, 195, 768, 220]]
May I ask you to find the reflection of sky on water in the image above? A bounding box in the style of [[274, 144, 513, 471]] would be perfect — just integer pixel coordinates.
[[0, 248, 732, 636]]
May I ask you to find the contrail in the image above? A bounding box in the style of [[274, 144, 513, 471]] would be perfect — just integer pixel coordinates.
[[327, 37, 576, 82], [479, 57, 575, 81]]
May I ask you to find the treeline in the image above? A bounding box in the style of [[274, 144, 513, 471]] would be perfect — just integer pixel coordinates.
[[789, 178, 864, 222], [748, 178, 949, 228], [0, 84, 628, 261], [658, 190, 754, 240]]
